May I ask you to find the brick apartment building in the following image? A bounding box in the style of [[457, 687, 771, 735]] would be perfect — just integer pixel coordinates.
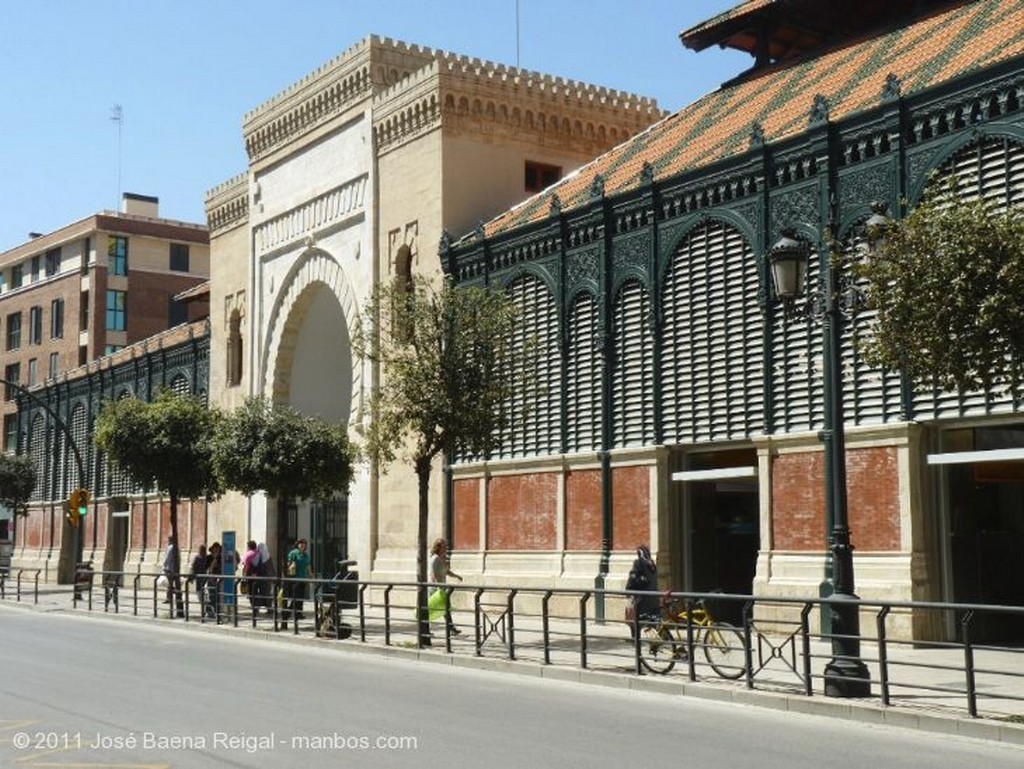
[[1, 193, 210, 454]]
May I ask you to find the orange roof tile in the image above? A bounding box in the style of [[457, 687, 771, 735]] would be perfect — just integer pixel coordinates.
[[478, 0, 1023, 241]]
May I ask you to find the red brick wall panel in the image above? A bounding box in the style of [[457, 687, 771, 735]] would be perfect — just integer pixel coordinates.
[[487, 473, 557, 550], [772, 452, 826, 551], [847, 446, 900, 551], [452, 478, 480, 550], [565, 469, 602, 551], [612, 465, 650, 551], [773, 446, 901, 552]]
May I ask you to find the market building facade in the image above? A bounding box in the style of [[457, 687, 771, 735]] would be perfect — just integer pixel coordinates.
[[203, 35, 665, 576], [441, 0, 1024, 641]]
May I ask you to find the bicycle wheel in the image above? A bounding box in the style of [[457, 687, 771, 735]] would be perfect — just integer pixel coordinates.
[[701, 622, 747, 679], [639, 624, 681, 674]]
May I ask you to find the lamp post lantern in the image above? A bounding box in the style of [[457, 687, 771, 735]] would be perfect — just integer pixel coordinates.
[[768, 206, 889, 698]]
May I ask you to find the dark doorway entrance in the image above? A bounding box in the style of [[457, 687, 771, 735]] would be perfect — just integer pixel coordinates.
[[681, 449, 759, 625], [944, 426, 1024, 642]]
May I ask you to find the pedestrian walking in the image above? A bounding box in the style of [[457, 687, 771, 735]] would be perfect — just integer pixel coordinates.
[[162, 536, 184, 618], [189, 544, 208, 613], [625, 544, 659, 638], [428, 538, 463, 639], [284, 539, 313, 621]]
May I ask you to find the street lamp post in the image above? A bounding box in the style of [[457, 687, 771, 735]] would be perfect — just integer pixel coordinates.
[[768, 207, 888, 698]]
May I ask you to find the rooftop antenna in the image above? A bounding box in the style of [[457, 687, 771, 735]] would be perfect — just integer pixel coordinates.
[[515, 0, 520, 68], [110, 104, 123, 208]]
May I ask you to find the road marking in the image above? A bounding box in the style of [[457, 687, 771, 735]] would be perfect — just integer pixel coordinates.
[[0, 720, 40, 731]]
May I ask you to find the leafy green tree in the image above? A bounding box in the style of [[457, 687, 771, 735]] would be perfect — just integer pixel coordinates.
[[354, 275, 530, 645], [0, 453, 37, 517], [213, 396, 355, 502], [857, 180, 1024, 393], [94, 390, 222, 551]]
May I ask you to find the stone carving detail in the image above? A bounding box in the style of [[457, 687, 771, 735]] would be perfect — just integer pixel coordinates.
[[730, 200, 760, 235], [613, 232, 650, 278], [567, 246, 600, 294], [907, 146, 943, 192], [839, 162, 892, 216], [770, 185, 818, 241], [254, 175, 368, 257], [882, 73, 902, 102], [809, 94, 830, 126]]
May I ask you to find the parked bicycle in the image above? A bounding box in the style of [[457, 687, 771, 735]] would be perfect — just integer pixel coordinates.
[[638, 597, 746, 678]]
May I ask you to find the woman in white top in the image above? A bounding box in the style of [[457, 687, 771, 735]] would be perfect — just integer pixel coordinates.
[[428, 538, 463, 636]]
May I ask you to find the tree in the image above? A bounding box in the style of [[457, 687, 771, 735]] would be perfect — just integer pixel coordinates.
[[856, 179, 1024, 393], [94, 390, 222, 552], [0, 453, 37, 517], [354, 275, 530, 645], [213, 396, 355, 502]]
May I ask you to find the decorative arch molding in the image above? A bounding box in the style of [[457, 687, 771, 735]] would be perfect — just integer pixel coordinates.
[[908, 123, 1024, 205], [657, 211, 758, 285], [260, 247, 362, 420], [498, 263, 558, 301]]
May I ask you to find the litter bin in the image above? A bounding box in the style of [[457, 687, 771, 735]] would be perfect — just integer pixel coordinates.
[[315, 560, 357, 639]]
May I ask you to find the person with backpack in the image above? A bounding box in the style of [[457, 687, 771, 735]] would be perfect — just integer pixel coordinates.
[[625, 544, 659, 638]]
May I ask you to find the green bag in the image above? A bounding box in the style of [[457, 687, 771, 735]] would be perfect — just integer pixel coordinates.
[[427, 589, 448, 622]]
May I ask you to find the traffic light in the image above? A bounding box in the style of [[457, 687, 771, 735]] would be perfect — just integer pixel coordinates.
[[66, 490, 81, 527], [77, 489, 90, 518]]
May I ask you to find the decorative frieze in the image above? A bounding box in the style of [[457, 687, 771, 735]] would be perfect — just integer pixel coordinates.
[[253, 175, 368, 258]]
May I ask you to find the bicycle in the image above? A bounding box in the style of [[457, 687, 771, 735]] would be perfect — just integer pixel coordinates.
[[637, 597, 747, 678]]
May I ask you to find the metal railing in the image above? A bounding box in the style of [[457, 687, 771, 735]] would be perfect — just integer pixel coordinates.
[[6, 574, 1024, 722], [0, 567, 41, 603]]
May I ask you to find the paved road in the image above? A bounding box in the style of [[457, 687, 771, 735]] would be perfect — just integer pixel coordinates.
[[0, 608, 1021, 768]]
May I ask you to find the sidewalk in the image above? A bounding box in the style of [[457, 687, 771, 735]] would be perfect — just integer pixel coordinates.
[[4, 582, 1024, 746]]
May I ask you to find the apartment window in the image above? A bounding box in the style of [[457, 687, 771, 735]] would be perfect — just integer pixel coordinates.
[[168, 297, 188, 327], [80, 290, 90, 331], [28, 306, 43, 345], [524, 161, 561, 193], [31, 255, 41, 282], [108, 235, 128, 276], [78, 345, 87, 366], [106, 289, 126, 331], [48, 351, 59, 380], [50, 298, 64, 339], [3, 363, 19, 401], [45, 247, 61, 277], [104, 344, 124, 355], [3, 413, 17, 452], [11, 264, 23, 289], [5, 312, 21, 351], [0, 272, 5, 293], [169, 243, 190, 272], [26, 358, 37, 387]]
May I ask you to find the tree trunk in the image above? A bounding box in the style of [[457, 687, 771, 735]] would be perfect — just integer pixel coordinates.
[[168, 489, 183, 616], [416, 456, 431, 647]]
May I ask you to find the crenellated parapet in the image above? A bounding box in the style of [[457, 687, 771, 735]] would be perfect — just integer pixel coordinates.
[[243, 34, 665, 163], [204, 172, 249, 236], [242, 36, 441, 163], [372, 43, 665, 156]]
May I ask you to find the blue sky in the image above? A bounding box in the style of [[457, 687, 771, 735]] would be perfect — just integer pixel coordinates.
[[0, 1, 748, 252]]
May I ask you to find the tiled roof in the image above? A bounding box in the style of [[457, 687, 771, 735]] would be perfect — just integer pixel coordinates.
[[478, 0, 1024, 241], [681, 0, 774, 40]]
